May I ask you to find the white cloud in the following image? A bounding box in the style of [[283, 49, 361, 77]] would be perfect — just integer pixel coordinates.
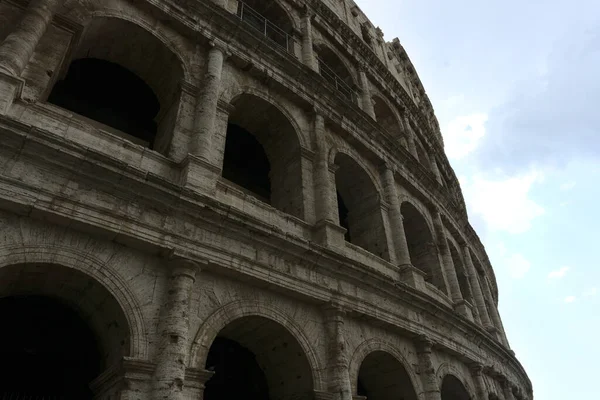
[[461, 170, 545, 234], [548, 266, 570, 279], [560, 181, 576, 191], [583, 287, 597, 297], [443, 113, 488, 160], [564, 296, 576, 303], [506, 253, 531, 279]]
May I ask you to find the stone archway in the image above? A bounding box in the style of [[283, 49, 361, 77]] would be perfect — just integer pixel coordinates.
[[400, 201, 447, 293], [357, 351, 418, 400], [48, 16, 184, 152], [223, 93, 304, 219], [441, 374, 472, 400], [334, 152, 390, 261], [0, 263, 134, 399], [203, 315, 314, 400]]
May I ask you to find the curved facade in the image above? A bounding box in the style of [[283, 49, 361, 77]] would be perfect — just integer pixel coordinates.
[[0, 0, 532, 399]]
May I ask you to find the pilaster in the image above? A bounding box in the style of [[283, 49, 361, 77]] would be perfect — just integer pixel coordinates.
[[323, 303, 353, 400], [402, 114, 419, 159], [416, 336, 441, 400], [0, 0, 62, 114], [480, 274, 510, 347], [463, 246, 493, 330], [358, 66, 375, 119], [301, 7, 318, 71], [432, 210, 465, 308], [190, 42, 228, 161], [470, 363, 488, 400], [381, 165, 411, 267]]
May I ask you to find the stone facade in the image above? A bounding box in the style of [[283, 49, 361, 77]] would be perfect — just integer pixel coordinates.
[[0, 0, 532, 399]]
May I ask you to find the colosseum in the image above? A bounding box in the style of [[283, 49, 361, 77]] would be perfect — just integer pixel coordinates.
[[0, 0, 533, 399]]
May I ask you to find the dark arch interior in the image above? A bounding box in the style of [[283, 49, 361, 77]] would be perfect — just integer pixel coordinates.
[[204, 316, 313, 400], [357, 351, 418, 400], [223, 94, 304, 219], [337, 191, 351, 242], [401, 202, 447, 293], [223, 123, 272, 203], [441, 375, 471, 400], [0, 296, 102, 399], [205, 337, 270, 400], [48, 58, 160, 147], [335, 153, 389, 260]]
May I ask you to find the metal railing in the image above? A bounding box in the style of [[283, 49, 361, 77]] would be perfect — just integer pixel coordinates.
[[236, 1, 296, 55], [317, 57, 356, 102]]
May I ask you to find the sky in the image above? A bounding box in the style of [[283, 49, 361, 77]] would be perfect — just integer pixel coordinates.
[[355, 1, 600, 398]]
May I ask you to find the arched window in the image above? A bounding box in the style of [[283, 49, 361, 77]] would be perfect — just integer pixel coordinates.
[[0, 264, 131, 399], [48, 18, 183, 152], [315, 45, 356, 101], [223, 94, 304, 219], [373, 96, 401, 135], [449, 242, 474, 304], [204, 316, 314, 400], [415, 137, 433, 170], [357, 351, 418, 400], [441, 375, 471, 400], [401, 202, 447, 293], [235, 0, 295, 53], [335, 153, 389, 260]]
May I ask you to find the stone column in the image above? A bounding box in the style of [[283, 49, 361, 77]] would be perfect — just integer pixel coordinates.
[[382, 166, 410, 266], [501, 378, 516, 400], [190, 43, 226, 161], [463, 246, 493, 330], [480, 275, 510, 346], [301, 7, 318, 71], [402, 115, 419, 159], [0, 0, 62, 77], [358, 68, 375, 119], [470, 364, 488, 400], [416, 336, 441, 400], [153, 258, 202, 400], [323, 304, 352, 400]]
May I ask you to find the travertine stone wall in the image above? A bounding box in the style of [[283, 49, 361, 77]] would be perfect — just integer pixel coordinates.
[[0, 0, 532, 399]]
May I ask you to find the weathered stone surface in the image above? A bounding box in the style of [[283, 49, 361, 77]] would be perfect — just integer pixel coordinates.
[[0, 0, 532, 399]]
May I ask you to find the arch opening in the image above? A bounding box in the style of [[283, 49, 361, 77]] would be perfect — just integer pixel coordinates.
[[204, 316, 314, 400], [223, 94, 304, 219], [441, 375, 471, 400], [315, 46, 355, 101], [0, 263, 132, 399], [415, 140, 432, 170], [357, 351, 418, 400], [335, 153, 389, 260], [400, 202, 447, 293], [373, 96, 401, 135], [48, 17, 184, 153], [449, 243, 474, 304], [236, 0, 295, 53]]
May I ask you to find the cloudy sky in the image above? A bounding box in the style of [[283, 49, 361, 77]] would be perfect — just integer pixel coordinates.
[[356, 0, 600, 398]]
